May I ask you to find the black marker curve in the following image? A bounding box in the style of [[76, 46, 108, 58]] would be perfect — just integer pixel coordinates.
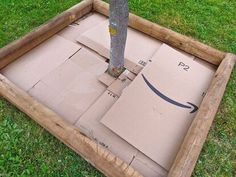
[[187, 102, 198, 113], [141, 74, 198, 113]]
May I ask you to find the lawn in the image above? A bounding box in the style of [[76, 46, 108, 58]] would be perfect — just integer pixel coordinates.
[[0, 0, 235, 176]]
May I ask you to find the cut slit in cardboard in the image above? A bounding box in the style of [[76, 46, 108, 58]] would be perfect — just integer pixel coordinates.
[[101, 44, 215, 170]]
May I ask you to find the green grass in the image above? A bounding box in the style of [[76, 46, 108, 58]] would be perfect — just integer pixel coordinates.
[[0, 0, 235, 176]]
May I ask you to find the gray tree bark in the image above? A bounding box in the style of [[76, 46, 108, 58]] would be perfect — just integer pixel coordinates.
[[108, 0, 129, 77]]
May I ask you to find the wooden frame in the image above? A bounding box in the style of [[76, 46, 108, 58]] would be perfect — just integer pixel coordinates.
[[0, 0, 235, 176]]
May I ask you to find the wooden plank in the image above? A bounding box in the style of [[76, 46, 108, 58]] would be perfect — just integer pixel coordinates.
[[0, 73, 143, 177], [0, 0, 93, 69], [93, 0, 226, 66], [167, 53, 236, 177]]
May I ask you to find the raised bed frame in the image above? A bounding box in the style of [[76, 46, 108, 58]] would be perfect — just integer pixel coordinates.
[[0, 0, 235, 176]]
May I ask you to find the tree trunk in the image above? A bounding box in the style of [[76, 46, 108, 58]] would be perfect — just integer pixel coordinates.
[[108, 0, 129, 77]]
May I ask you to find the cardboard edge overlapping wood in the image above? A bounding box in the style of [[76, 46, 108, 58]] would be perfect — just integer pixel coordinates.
[[0, 0, 235, 177], [168, 53, 236, 177]]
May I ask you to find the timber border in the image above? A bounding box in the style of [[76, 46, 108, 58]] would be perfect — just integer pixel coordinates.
[[0, 0, 235, 176]]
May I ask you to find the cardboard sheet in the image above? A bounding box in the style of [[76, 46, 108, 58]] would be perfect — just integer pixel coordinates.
[[1, 35, 81, 91], [131, 152, 167, 177], [58, 13, 107, 43], [119, 69, 136, 81], [107, 77, 132, 97], [101, 44, 215, 169], [29, 48, 108, 124], [77, 20, 162, 67], [98, 72, 116, 86], [75, 90, 137, 163], [70, 48, 107, 75], [74, 12, 107, 26], [76, 91, 168, 177], [28, 80, 63, 111], [76, 73, 167, 176]]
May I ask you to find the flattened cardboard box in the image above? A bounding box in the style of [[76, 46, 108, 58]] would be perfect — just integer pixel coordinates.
[[101, 44, 215, 170]]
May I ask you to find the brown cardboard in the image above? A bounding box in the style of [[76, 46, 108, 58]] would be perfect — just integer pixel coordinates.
[[54, 72, 106, 124], [58, 13, 107, 43], [107, 77, 132, 97], [28, 80, 63, 111], [70, 47, 107, 75], [75, 90, 137, 163], [124, 59, 143, 74], [40, 48, 107, 124], [77, 20, 162, 67], [119, 69, 136, 81], [27, 47, 108, 124], [101, 44, 215, 169], [41, 59, 84, 93], [28, 60, 104, 124], [98, 72, 116, 86], [1, 35, 81, 91], [131, 152, 168, 177], [193, 57, 217, 71], [76, 85, 168, 177], [41, 47, 107, 93], [58, 25, 83, 43], [74, 12, 107, 27]]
